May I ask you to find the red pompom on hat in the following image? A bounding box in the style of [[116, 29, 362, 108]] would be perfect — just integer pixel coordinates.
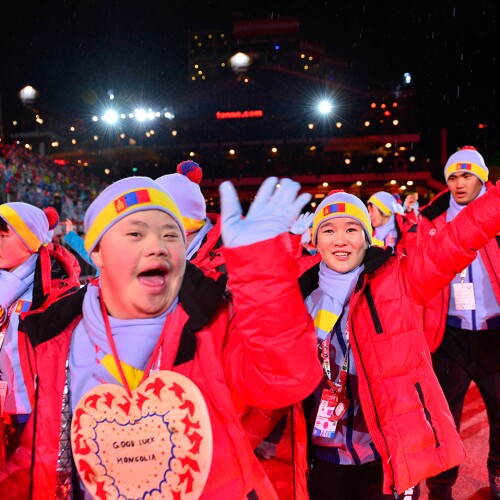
[[326, 189, 346, 196], [43, 207, 60, 230], [176, 160, 202, 184]]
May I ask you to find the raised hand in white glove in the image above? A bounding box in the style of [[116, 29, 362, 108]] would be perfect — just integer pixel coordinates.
[[220, 177, 312, 248], [290, 212, 314, 235], [301, 230, 312, 245]]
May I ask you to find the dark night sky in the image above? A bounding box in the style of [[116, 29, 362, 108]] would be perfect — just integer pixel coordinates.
[[1, 1, 499, 154]]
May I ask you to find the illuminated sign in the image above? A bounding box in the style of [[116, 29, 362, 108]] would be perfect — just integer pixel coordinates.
[[216, 110, 263, 120]]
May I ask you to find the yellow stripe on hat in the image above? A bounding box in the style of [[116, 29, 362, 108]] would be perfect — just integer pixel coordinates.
[[183, 215, 206, 233], [101, 354, 144, 390], [312, 201, 371, 243], [445, 161, 488, 183], [0, 205, 41, 252], [368, 195, 392, 216], [84, 187, 183, 252], [314, 309, 339, 334]]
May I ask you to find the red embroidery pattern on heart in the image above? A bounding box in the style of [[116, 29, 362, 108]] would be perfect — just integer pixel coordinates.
[[71, 371, 213, 499]]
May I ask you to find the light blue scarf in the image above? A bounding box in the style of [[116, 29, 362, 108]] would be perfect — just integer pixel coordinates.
[[373, 216, 397, 247], [306, 261, 364, 341], [69, 282, 178, 412], [0, 253, 38, 414], [446, 184, 486, 221], [0, 253, 38, 313]]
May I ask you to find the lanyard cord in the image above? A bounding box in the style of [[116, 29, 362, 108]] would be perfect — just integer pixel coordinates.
[[99, 290, 170, 397], [320, 319, 350, 386]]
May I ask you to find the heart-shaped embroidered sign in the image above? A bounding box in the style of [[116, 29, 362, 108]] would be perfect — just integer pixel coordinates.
[[71, 370, 213, 499]]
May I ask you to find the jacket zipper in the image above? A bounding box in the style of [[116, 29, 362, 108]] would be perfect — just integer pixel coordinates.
[[29, 373, 38, 500], [364, 284, 383, 333], [414, 382, 440, 447]]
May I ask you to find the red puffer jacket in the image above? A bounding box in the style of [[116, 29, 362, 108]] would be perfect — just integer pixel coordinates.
[[0, 244, 81, 465], [394, 212, 418, 256], [416, 182, 500, 351], [0, 235, 322, 499], [290, 182, 500, 496], [189, 213, 226, 275]]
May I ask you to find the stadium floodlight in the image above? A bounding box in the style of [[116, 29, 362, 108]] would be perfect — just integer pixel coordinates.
[[147, 111, 156, 120], [318, 99, 333, 115], [135, 109, 147, 122], [229, 52, 252, 75], [19, 85, 38, 105], [102, 109, 119, 124]]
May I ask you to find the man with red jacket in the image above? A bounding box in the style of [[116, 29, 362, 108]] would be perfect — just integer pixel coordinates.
[[417, 146, 500, 499]]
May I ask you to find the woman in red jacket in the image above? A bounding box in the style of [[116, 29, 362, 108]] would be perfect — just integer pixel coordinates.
[[299, 185, 500, 499]]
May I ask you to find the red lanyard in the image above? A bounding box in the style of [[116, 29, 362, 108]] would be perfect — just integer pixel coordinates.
[[99, 291, 171, 398], [320, 319, 350, 388]]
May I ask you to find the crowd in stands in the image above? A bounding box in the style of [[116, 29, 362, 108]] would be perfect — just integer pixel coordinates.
[[0, 143, 109, 226]]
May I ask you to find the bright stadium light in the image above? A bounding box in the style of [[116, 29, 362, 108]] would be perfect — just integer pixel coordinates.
[[19, 85, 38, 105], [229, 52, 252, 75], [102, 109, 119, 124], [135, 109, 147, 122], [318, 99, 333, 115]]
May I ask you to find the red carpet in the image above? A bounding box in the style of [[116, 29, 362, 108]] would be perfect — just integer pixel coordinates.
[[259, 383, 490, 499]]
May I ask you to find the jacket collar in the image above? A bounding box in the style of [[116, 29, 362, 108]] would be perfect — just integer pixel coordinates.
[[188, 213, 223, 262], [22, 285, 87, 347], [420, 190, 451, 222], [169, 261, 228, 366], [178, 261, 227, 331], [23, 261, 228, 352]]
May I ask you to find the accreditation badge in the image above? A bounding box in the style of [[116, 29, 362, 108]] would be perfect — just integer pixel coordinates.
[[312, 387, 350, 445], [453, 282, 476, 310], [71, 370, 213, 499]]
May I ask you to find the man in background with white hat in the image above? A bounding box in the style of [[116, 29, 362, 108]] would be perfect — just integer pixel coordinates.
[[417, 146, 500, 499]]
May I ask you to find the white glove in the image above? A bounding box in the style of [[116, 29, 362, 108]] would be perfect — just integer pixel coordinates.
[[290, 212, 314, 235], [220, 177, 312, 248], [301, 230, 312, 245]]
